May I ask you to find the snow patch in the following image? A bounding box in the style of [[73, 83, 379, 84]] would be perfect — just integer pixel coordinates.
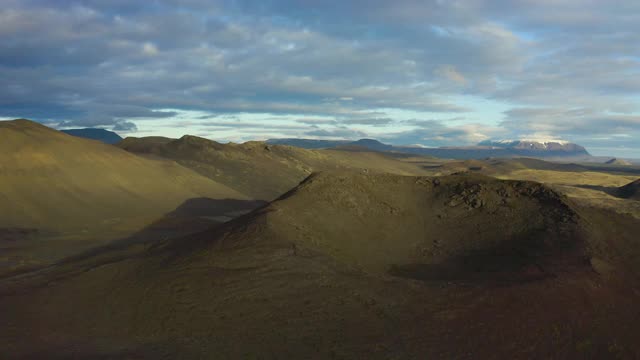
[[480, 139, 571, 148], [519, 138, 570, 145]]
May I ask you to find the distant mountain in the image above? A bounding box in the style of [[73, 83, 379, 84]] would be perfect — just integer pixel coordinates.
[[266, 138, 349, 149], [267, 138, 591, 159], [61, 128, 123, 144], [605, 158, 633, 166], [267, 138, 394, 150], [345, 138, 394, 151], [477, 139, 589, 155]]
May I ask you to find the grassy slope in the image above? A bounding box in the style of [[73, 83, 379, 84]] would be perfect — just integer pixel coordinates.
[[0, 120, 247, 233], [2, 172, 639, 358], [118, 135, 431, 200]]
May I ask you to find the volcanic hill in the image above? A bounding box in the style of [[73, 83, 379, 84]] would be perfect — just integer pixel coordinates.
[[2, 172, 639, 358], [605, 158, 633, 166]]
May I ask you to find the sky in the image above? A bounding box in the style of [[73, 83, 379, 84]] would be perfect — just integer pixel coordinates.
[[1, 0, 639, 157]]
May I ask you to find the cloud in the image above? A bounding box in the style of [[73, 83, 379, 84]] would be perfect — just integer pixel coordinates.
[[339, 118, 394, 126], [199, 121, 308, 131], [502, 107, 640, 135], [112, 121, 138, 132], [383, 119, 505, 147], [306, 127, 367, 139], [295, 118, 337, 125], [435, 65, 468, 86], [142, 42, 159, 56], [53, 105, 176, 130], [0, 0, 639, 156]]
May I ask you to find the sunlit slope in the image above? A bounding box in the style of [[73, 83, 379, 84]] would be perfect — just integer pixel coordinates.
[[119, 135, 430, 200], [0, 119, 247, 232]]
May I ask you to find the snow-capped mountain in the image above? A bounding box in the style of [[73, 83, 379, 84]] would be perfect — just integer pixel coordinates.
[[478, 139, 589, 154], [268, 138, 592, 159]]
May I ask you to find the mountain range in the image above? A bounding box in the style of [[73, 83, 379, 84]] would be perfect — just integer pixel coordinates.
[[55, 127, 604, 161], [267, 138, 592, 159]]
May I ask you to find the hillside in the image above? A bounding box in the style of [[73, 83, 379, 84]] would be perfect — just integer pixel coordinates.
[[117, 136, 174, 153], [618, 179, 640, 200], [605, 158, 633, 166], [61, 128, 123, 144], [0, 120, 252, 274], [2, 172, 639, 358], [265, 138, 349, 149], [0, 119, 247, 234], [118, 135, 429, 200], [433, 158, 591, 176], [264, 172, 586, 275], [0, 120, 247, 231]]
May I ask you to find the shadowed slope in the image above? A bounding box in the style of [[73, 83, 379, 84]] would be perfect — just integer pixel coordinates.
[[617, 179, 640, 200], [117, 136, 174, 153], [2, 172, 639, 358]]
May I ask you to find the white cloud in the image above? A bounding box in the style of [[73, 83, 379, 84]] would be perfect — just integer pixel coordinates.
[[435, 65, 467, 85], [1, 0, 639, 156], [142, 42, 159, 56]]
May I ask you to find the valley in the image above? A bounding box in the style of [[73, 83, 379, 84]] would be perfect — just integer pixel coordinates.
[[3, 2, 639, 358], [1, 119, 639, 359]]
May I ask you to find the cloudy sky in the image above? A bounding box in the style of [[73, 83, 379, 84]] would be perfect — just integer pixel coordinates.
[[1, 0, 639, 157]]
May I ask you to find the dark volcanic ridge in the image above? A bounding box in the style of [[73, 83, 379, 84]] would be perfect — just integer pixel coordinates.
[[606, 157, 633, 166], [266, 171, 588, 281], [617, 179, 640, 200]]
